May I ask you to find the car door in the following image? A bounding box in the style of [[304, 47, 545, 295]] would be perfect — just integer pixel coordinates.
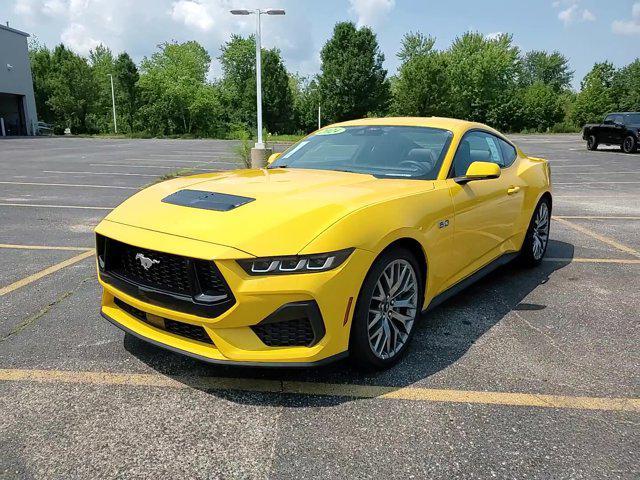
[[611, 114, 626, 144], [601, 115, 616, 143], [445, 131, 525, 284]]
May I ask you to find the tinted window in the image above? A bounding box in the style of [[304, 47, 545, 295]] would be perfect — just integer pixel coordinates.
[[271, 126, 453, 180], [451, 131, 505, 177], [625, 114, 640, 124], [613, 115, 624, 124], [498, 138, 517, 167]]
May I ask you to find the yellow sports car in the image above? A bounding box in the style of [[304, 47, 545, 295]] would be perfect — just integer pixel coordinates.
[[95, 117, 551, 369]]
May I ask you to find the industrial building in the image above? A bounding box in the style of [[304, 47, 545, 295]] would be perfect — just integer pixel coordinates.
[[0, 23, 38, 136]]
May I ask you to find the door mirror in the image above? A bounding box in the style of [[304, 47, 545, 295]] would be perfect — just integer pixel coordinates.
[[455, 161, 501, 184], [267, 152, 281, 165]]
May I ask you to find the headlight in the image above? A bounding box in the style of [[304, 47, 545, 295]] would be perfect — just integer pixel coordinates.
[[237, 248, 354, 275]]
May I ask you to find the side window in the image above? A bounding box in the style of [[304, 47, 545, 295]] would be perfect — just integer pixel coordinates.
[[498, 138, 517, 167], [604, 115, 614, 124], [451, 131, 505, 177], [613, 115, 624, 125]]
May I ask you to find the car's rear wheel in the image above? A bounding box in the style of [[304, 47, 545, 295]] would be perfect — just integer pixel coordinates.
[[519, 198, 551, 267], [586, 135, 598, 151], [349, 247, 423, 369], [622, 135, 637, 153]]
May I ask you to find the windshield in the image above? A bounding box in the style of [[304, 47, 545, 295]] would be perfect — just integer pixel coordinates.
[[270, 126, 453, 180], [625, 114, 640, 124]]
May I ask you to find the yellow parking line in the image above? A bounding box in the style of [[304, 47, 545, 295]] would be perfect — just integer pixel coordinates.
[[0, 250, 95, 296], [0, 244, 93, 251], [544, 257, 640, 264], [554, 217, 640, 259], [0, 368, 637, 412]]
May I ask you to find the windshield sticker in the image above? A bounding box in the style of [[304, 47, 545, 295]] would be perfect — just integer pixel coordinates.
[[316, 126, 346, 136], [282, 141, 310, 158]]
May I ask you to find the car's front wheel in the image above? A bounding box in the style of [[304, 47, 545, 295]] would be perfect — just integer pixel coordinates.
[[519, 198, 551, 267], [349, 247, 423, 369], [586, 135, 598, 151], [622, 135, 638, 154]]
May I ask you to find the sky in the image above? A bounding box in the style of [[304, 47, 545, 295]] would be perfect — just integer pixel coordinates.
[[3, 0, 639, 89]]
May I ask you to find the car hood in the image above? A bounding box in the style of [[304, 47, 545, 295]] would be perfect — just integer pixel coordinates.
[[104, 168, 434, 257]]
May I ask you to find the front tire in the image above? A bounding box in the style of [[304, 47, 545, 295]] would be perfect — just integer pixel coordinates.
[[622, 135, 637, 154], [349, 247, 423, 369], [586, 135, 598, 151], [519, 198, 551, 267]]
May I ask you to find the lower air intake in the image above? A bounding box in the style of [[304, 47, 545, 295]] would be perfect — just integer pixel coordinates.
[[251, 301, 325, 347], [114, 297, 214, 345]]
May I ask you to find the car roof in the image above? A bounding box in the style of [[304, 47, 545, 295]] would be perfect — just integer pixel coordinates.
[[329, 116, 503, 137], [608, 112, 640, 115]]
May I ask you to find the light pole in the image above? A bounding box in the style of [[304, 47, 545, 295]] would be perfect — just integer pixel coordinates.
[[231, 8, 285, 165], [107, 74, 117, 134]]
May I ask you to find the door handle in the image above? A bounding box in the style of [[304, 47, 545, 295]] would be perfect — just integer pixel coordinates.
[[507, 186, 520, 195]]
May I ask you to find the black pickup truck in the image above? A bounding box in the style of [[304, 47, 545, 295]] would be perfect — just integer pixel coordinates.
[[583, 112, 640, 153]]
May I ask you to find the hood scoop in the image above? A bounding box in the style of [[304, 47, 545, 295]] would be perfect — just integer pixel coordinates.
[[162, 189, 255, 212]]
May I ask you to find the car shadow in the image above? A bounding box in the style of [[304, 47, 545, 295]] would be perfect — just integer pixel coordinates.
[[124, 240, 574, 407]]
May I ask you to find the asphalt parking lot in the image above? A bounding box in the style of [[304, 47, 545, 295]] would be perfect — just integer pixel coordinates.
[[0, 134, 638, 479]]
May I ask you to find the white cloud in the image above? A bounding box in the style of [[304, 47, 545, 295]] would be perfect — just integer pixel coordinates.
[[581, 9, 595, 22], [170, 1, 214, 31], [348, 0, 395, 28], [612, 2, 640, 36], [60, 22, 101, 54], [9, 0, 317, 78], [486, 31, 503, 40], [554, 0, 596, 26]]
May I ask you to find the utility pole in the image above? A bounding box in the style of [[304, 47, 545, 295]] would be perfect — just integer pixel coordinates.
[[231, 8, 285, 167], [318, 104, 321, 130], [107, 74, 117, 133]]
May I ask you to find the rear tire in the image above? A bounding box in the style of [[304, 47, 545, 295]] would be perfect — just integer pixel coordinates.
[[586, 135, 598, 151], [349, 247, 423, 370], [519, 198, 551, 267], [622, 135, 637, 154]]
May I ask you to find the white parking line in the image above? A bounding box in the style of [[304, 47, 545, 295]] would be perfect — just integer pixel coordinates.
[[555, 181, 640, 185], [0, 181, 137, 190], [90, 163, 219, 171], [43, 170, 160, 177], [123, 158, 238, 164], [0, 203, 111, 210], [552, 171, 640, 176]]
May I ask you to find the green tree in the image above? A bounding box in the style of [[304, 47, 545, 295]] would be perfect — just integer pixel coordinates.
[[446, 32, 520, 129], [137, 41, 218, 135], [89, 44, 116, 132], [571, 62, 617, 126], [114, 52, 140, 133], [519, 82, 565, 131], [521, 50, 573, 92], [47, 44, 98, 133], [613, 58, 640, 112], [392, 32, 451, 116], [219, 35, 294, 134], [28, 40, 56, 125], [292, 75, 322, 133], [318, 22, 390, 122]]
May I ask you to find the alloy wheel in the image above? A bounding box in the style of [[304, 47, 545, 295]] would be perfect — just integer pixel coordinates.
[[367, 259, 418, 359], [623, 137, 634, 153], [532, 202, 550, 260]]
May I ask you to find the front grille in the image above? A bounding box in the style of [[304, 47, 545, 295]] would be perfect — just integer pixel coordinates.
[[97, 234, 235, 318], [164, 319, 212, 344], [252, 318, 316, 347], [114, 297, 213, 345]]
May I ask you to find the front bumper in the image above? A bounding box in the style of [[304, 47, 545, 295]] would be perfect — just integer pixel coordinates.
[[96, 220, 374, 365]]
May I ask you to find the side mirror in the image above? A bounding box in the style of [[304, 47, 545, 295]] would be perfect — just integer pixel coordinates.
[[267, 152, 281, 165], [455, 161, 501, 184]]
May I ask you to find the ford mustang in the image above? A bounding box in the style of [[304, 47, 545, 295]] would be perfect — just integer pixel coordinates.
[[95, 117, 552, 369]]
